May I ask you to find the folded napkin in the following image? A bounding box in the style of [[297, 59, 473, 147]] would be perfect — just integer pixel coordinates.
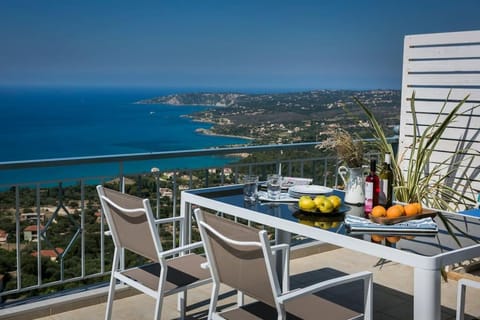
[[281, 177, 313, 188], [257, 191, 298, 203], [344, 214, 438, 234]]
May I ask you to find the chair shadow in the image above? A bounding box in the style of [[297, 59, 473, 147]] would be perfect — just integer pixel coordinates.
[[181, 267, 473, 320], [290, 267, 466, 320]]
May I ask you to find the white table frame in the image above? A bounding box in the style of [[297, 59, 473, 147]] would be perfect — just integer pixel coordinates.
[[180, 185, 480, 320]]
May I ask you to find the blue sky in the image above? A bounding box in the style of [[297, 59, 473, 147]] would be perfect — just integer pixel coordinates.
[[1, 0, 479, 90]]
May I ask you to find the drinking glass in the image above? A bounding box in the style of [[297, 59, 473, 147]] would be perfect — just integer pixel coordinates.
[[242, 175, 259, 201], [267, 174, 282, 200]]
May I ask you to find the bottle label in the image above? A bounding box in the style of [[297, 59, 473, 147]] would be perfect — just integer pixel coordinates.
[[379, 178, 389, 205], [365, 181, 374, 212]]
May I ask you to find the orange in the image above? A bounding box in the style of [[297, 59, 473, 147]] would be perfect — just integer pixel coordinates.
[[371, 205, 387, 218], [393, 204, 405, 215], [386, 236, 401, 244], [386, 205, 404, 218], [412, 202, 423, 214], [404, 203, 418, 217], [371, 234, 385, 243]]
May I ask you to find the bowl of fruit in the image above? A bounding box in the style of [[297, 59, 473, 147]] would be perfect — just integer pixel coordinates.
[[369, 203, 437, 225], [296, 194, 350, 216]]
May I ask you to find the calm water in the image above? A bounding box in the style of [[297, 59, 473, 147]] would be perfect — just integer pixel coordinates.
[[0, 86, 250, 184]]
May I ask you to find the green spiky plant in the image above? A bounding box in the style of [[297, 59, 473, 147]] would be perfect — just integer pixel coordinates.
[[353, 91, 480, 251], [354, 91, 478, 212]]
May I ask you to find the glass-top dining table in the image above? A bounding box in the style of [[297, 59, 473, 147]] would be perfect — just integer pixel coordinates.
[[180, 184, 480, 320]]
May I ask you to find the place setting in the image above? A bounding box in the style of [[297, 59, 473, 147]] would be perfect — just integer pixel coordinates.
[[241, 173, 343, 211], [244, 173, 300, 203]]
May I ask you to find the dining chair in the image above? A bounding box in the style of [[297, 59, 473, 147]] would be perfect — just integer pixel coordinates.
[[194, 208, 374, 320], [456, 278, 480, 320], [97, 185, 211, 320]]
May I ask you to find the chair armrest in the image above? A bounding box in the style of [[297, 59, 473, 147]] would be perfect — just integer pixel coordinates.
[[154, 216, 184, 225], [158, 241, 204, 259], [277, 271, 372, 303], [459, 278, 480, 290]]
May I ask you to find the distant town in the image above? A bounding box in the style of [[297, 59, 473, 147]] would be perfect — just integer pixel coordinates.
[[137, 90, 401, 144]]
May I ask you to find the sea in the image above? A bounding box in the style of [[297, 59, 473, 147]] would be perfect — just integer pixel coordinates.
[[0, 86, 251, 185]]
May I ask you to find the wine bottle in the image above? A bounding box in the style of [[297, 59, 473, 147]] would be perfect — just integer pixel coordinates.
[[378, 153, 393, 208], [364, 159, 379, 217]]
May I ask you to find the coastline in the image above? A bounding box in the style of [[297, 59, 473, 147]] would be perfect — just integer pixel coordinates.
[[195, 128, 255, 141], [135, 101, 221, 107], [137, 94, 252, 142]]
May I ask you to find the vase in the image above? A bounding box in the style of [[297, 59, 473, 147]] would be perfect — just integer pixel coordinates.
[[338, 166, 367, 207]]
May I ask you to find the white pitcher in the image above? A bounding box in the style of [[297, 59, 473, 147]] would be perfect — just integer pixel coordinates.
[[338, 166, 367, 206]]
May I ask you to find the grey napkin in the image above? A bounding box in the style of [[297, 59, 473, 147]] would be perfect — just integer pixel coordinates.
[[344, 214, 438, 234]]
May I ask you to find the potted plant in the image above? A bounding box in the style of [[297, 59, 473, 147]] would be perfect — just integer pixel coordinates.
[[353, 91, 479, 244]]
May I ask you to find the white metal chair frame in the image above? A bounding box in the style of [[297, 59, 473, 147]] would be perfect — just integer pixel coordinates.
[[97, 186, 211, 320], [195, 208, 374, 320], [456, 278, 480, 320]]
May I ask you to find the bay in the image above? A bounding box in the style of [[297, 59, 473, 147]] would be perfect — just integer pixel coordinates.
[[0, 86, 250, 184]]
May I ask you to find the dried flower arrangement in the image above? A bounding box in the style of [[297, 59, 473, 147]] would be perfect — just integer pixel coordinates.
[[316, 128, 364, 168]]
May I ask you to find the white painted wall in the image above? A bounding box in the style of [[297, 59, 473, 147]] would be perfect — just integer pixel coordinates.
[[399, 30, 480, 208]]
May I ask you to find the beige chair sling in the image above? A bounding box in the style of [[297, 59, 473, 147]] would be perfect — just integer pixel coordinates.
[[195, 208, 373, 320], [97, 185, 211, 320]]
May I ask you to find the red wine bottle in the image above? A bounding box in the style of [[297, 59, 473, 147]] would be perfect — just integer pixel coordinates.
[[364, 159, 380, 217], [378, 153, 393, 208]]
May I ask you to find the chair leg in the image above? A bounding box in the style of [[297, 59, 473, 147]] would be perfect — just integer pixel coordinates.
[[456, 278, 480, 320], [363, 274, 373, 320], [155, 261, 169, 320], [105, 249, 121, 320], [236, 290, 244, 306], [277, 306, 286, 320], [154, 295, 164, 320], [177, 290, 187, 319], [456, 281, 466, 320], [105, 275, 117, 320], [208, 282, 220, 319]]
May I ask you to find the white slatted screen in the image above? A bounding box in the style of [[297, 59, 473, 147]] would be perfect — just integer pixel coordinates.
[[399, 30, 480, 206]]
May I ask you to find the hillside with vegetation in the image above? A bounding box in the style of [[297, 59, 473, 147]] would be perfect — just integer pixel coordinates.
[[138, 90, 401, 144]]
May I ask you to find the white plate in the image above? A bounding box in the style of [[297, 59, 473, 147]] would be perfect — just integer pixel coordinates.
[[288, 185, 333, 197]]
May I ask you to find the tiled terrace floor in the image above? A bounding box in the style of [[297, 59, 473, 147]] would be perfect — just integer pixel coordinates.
[[6, 247, 480, 320]]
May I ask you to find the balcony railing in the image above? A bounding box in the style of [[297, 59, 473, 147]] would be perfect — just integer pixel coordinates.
[[0, 139, 394, 309]]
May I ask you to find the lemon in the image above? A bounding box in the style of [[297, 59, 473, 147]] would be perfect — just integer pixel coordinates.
[[313, 195, 327, 208], [327, 195, 342, 209], [317, 198, 334, 213], [298, 196, 316, 211]]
